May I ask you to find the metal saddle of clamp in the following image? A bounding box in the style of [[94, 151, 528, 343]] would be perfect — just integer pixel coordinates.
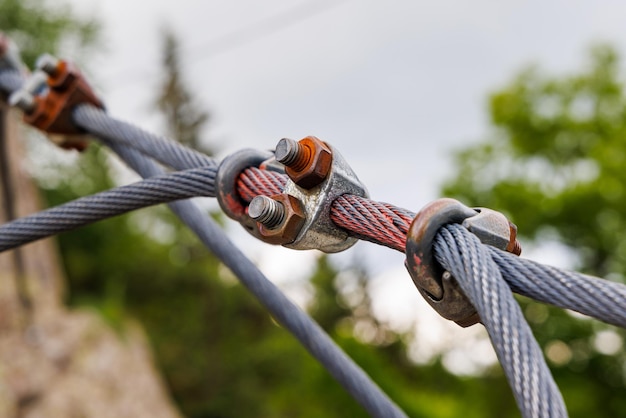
[[280, 138, 369, 253], [405, 198, 521, 327]]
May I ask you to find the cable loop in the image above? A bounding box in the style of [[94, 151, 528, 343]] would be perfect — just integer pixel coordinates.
[[216, 148, 275, 240], [405, 198, 521, 327]]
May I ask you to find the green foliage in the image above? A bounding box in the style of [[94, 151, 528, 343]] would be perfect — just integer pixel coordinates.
[[443, 44, 626, 417], [155, 29, 211, 153], [0, 0, 99, 67]]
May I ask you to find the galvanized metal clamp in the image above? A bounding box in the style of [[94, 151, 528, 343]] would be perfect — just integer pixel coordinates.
[[247, 136, 369, 253], [404, 198, 521, 327]]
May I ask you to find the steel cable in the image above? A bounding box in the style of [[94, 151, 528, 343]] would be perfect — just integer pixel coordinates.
[[435, 224, 568, 418], [0, 70, 23, 96], [487, 248, 626, 328], [73, 104, 215, 171], [0, 166, 216, 251]]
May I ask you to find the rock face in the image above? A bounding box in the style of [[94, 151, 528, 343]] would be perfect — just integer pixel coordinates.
[[0, 108, 181, 418]]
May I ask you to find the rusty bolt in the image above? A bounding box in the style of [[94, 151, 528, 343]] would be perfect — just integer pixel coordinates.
[[275, 136, 332, 189], [248, 194, 306, 245], [36, 53, 60, 76]]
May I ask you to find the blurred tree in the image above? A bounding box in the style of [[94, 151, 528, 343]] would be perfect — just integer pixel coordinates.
[[0, 0, 98, 67], [443, 44, 626, 417], [156, 28, 211, 153]]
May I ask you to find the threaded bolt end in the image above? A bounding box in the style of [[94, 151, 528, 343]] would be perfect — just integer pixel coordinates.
[[275, 138, 310, 171], [249, 196, 285, 229], [36, 54, 60, 76]]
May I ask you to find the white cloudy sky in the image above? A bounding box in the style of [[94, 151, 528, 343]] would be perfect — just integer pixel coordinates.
[[56, 0, 624, 368]]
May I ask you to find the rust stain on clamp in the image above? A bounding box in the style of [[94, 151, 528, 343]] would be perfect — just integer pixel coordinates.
[[24, 60, 103, 140]]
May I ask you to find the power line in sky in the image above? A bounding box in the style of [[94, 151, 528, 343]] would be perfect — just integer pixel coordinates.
[[188, 0, 349, 63], [108, 0, 349, 90]]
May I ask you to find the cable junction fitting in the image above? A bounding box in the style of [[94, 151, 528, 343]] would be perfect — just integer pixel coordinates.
[[271, 136, 369, 253], [404, 198, 522, 327]]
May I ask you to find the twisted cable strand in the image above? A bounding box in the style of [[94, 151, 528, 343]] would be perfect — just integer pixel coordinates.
[[0, 70, 23, 96], [488, 248, 626, 328], [73, 105, 215, 171], [238, 167, 285, 201], [331, 195, 413, 252], [435, 224, 568, 418], [0, 167, 216, 251]]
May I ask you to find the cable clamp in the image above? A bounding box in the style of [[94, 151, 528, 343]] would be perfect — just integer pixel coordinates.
[[9, 54, 104, 150], [404, 198, 521, 327], [252, 136, 369, 253]]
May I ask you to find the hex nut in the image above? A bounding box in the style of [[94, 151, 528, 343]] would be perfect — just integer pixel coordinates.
[[257, 194, 306, 245], [285, 136, 332, 189]]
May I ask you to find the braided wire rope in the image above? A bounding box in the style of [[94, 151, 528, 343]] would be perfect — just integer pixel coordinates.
[[435, 224, 568, 418], [0, 70, 22, 96], [73, 105, 215, 171], [487, 248, 626, 328], [0, 166, 216, 251]]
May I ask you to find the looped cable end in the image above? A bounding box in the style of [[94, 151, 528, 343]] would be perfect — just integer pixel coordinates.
[[216, 149, 275, 240], [404, 198, 521, 327]]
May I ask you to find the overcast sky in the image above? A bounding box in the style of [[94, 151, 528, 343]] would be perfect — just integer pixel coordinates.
[[59, 0, 626, 369]]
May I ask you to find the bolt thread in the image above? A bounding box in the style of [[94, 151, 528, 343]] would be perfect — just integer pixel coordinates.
[[249, 196, 285, 228], [275, 138, 311, 171], [36, 54, 59, 76]]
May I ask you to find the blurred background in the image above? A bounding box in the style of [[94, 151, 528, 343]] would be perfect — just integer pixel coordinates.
[[2, 0, 626, 416]]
